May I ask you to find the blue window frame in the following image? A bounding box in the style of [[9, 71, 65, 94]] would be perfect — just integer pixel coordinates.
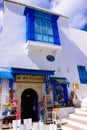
[[24, 7, 60, 45], [77, 65, 87, 84]]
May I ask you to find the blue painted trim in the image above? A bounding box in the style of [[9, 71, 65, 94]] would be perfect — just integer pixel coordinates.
[[77, 65, 87, 84], [24, 7, 35, 17], [53, 84, 57, 101], [51, 16, 61, 45], [11, 68, 54, 76], [29, 16, 35, 40], [45, 76, 48, 92], [51, 77, 69, 103], [62, 84, 69, 102], [51, 15, 58, 21], [24, 6, 61, 46], [0, 79, 1, 83], [0, 71, 13, 79], [50, 77, 70, 84], [45, 75, 52, 93], [26, 13, 30, 41], [9, 79, 14, 89], [24, 7, 35, 41]]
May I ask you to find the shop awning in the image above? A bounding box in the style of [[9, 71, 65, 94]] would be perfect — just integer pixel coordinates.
[[0, 67, 13, 79], [50, 77, 70, 84], [11, 67, 55, 76], [0, 71, 13, 79]]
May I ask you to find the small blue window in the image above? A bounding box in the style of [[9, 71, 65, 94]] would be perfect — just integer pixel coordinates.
[[77, 65, 87, 84]]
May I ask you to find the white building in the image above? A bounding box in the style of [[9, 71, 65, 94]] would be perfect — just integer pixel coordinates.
[[0, 0, 87, 122]]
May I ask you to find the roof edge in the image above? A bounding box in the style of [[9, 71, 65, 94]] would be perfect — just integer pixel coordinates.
[[4, 0, 68, 18]]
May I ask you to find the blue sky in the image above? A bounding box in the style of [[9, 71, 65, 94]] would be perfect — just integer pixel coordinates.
[[0, 0, 87, 34], [50, 0, 87, 31]]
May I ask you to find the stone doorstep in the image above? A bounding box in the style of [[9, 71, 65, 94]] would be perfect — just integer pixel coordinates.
[[0, 124, 57, 130], [65, 117, 87, 125], [81, 103, 87, 106], [75, 108, 87, 113], [80, 109, 87, 112], [72, 113, 87, 117], [62, 102, 87, 130], [69, 113, 87, 121], [81, 108, 87, 111], [81, 104, 87, 108], [62, 117, 87, 130], [62, 123, 84, 130]]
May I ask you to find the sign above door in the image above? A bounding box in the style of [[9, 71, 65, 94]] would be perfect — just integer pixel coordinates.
[[14, 74, 45, 83]]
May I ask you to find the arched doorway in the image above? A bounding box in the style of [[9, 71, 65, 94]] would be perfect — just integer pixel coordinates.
[[21, 88, 39, 122]]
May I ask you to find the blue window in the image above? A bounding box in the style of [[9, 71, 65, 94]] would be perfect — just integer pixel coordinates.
[[24, 7, 60, 45], [77, 65, 87, 84]]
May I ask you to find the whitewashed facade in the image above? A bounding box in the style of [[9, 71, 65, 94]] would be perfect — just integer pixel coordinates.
[[0, 0, 87, 121]]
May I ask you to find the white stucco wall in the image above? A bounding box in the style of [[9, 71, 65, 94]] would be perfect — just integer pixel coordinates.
[[0, 1, 87, 99], [0, 2, 39, 69], [1, 79, 9, 104], [57, 17, 87, 99]]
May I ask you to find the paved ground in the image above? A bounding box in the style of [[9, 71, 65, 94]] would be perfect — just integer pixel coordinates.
[[0, 124, 51, 130], [0, 123, 63, 130]]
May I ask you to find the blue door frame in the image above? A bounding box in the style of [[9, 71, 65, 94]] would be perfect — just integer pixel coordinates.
[[50, 77, 70, 105]]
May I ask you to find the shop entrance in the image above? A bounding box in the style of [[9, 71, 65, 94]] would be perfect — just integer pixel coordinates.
[[21, 88, 39, 122]]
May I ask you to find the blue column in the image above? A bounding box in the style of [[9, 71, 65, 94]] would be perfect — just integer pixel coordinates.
[[51, 15, 60, 45], [34, 93, 39, 121], [26, 13, 30, 41], [53, 84, 57, 101], [63, 84, 69, 102], [9, 79, 14, 90], [45, 76, 50, 93], [0, 79, 1, 84], [24, 7, 35, 41]]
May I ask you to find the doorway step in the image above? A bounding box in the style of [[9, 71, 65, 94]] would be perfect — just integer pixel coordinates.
[[62, 97, 87, 130]]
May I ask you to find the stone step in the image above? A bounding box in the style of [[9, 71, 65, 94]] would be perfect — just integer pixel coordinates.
[[62, 100, 87, 130], [81, 97, 87, 103], [72, 113, 87, 117], [80, 107, 87, 111], [75, 108, 87, 114], [63, 117, 87, 130], [62, 123, 84, 130], [75, 109, 87, 114], [81, 103, 87, 107], [69, 113, 87, 121]]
